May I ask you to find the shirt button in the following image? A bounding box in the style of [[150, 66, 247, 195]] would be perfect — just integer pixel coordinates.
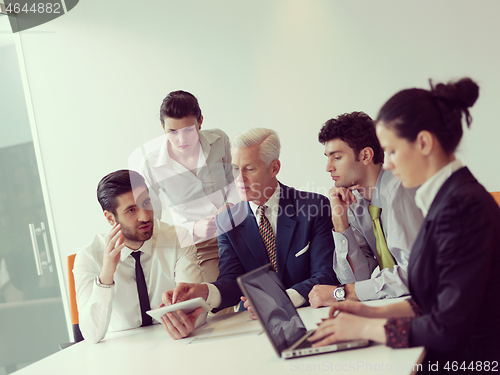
[[342, 240, 346, 244]]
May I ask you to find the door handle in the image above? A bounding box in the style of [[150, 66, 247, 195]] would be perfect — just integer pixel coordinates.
[[40, 222, 54, 273], [28, 222, 54, 275], [29, 223, 43, 275]]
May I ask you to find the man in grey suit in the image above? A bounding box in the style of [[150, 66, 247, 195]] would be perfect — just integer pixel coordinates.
[[309, 112, 423, 306]]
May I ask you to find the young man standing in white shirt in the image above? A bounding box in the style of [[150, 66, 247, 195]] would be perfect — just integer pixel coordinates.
[[73, 170, 204, 343], [129, 91, 237, 284], [308, 112, 423, 306]]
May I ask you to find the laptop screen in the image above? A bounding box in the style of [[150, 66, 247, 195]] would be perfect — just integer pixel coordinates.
[[238, 264, 308, 354]]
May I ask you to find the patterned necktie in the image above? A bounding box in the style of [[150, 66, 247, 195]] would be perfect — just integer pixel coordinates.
[[257, 205, 277, 271], [130, 251, 153, 326], [368, 204, 396, 270]]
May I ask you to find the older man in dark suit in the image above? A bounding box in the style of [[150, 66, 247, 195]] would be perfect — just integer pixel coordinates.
[[160, 128, 338, 339]]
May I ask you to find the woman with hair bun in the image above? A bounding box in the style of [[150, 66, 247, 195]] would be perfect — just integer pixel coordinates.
[[309, 78, 500, 367]]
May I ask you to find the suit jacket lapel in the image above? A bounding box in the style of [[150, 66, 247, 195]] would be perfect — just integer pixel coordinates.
[[276, 184, 297, 276], [408, 219, 431, 274], [409, 167, 475, 282], [425, 167, 475, 223]]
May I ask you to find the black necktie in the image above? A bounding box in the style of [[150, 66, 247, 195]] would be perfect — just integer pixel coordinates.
[[130, 251, 153, 326]]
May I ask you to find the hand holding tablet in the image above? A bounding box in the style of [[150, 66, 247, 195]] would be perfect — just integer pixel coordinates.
[[146, 297, 211, 322]]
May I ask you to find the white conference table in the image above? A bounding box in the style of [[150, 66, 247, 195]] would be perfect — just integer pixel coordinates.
[[15, 297, 425, 375]]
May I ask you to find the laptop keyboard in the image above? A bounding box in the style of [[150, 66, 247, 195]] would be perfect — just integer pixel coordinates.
[[295, 339, 313, 349]]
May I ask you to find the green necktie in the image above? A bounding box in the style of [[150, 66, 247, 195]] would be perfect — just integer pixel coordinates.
[[368, 204, 396, 270]]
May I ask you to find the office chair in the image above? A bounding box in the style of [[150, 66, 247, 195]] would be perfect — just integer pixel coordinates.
[[59, 254, 83, 349]]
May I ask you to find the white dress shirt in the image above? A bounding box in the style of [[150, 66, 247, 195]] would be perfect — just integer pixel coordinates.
[[415, 159, 463, 217], [332, 168, 424, 301], [206, 185, 306, 308], [73, 219, 204, 343], [128, 129, 239, 246]]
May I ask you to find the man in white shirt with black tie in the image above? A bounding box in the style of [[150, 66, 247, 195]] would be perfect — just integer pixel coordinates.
[[73, 170, 204, 343]]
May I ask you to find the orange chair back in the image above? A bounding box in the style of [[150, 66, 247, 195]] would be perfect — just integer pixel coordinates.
[[67, 254, 83, 342], [491, 191, 500, 208], [67, 254, 79, 325]]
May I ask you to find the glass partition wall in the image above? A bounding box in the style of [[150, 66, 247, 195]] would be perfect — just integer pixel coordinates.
[[0, 14, 70, 375]]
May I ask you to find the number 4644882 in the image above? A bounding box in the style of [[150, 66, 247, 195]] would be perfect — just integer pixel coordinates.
[[444, 361, 498, 372], [6, 3, 61, 14]]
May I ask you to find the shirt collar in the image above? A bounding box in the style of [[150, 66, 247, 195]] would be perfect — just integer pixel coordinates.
[[353, 166, 385, 208], [119, 219, 158, 261], [154, 135, 170, 168], [415, 159, 463, 217], [199, 130, 220, 159], [249, 184, 281, 217], [368, 166, 385, 207]]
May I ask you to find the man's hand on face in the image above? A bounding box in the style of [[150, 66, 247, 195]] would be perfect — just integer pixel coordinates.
[[328, 185, 359, 233], [99, 223, 125, 285]]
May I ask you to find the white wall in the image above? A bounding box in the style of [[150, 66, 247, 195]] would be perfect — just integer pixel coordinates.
[[15, 0, 500, 279]]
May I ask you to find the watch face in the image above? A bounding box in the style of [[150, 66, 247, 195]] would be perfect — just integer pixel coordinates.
[[334, 287, 345, 300]]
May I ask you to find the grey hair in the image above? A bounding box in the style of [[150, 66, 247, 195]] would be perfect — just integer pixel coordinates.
[[231, 128, 281, 167]]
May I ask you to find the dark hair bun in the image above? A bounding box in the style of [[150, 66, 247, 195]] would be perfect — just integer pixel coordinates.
[[431, 77, 479, 126]]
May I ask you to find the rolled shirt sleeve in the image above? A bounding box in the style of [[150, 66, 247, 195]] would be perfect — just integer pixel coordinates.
[[73, 250, 114, 344], [333, 170, 423, 301], [332, 226, 377, 284]]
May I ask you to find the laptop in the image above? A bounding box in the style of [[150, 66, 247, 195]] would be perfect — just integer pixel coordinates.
[[237, 264, 370, 359]]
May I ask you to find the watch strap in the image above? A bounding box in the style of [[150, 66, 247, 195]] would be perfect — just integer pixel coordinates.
[[95, 276, 115, 288]]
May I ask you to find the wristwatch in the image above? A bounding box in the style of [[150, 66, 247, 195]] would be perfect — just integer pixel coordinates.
[[95, 276, 115, 288], [333, 285, 346, 301]]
